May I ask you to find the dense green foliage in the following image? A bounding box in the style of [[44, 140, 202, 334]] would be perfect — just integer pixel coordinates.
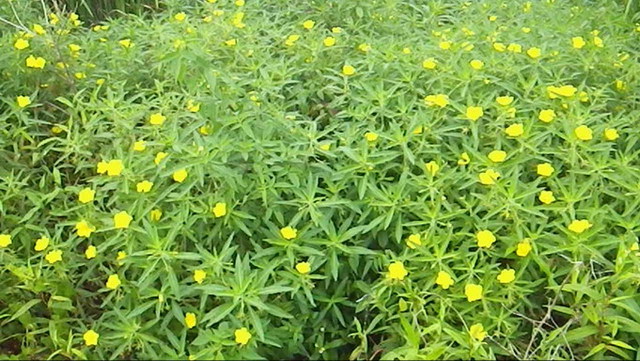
[[2, 0, 640, 359]]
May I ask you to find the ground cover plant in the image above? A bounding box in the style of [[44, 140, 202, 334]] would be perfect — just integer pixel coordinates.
[[1, 0, 640, 359]]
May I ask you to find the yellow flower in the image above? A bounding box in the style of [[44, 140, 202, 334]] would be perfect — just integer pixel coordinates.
[[488, 150, 507, 163], [0, 234, 11, 248], [74, 72, 86, 80], [469, 59, 484, 70], [231, 12, 246, 28], [150, 209, 163, 222], [319, 143, 331, 151], [458, 152, 470, 166], [235, 327, 252, 345], [96, 161, 108, 174], [465, 284, 483, 302], [154, 152, 169, 165], [365, 132, 378, 142], [402, 47, 411, 54], [574, 125, 593, 141], [332, 27, 342, 33], [388, 261, 408, 281], [406, 234, 421, 249], [465, 106, 483, 121], [173, 169, 188, 183], [16, 96, 31, 108], [296, 262, 311, 274], [439, 41, 452, 50], [114, 211, 132, 229], [488, 15, 497, 21], [69, 13, 81, 26], [476, 230, 496, 248], [302, 20, 315, 29], [342, 64, 356, 76], [174, 12, 186, 22], [14, 38, 29, 50], [522, 27, 531, 33], [76, 221, 95, 238], [33, 24, 46, 35], [45, 250, 63, 264], [49, 13, 60, 25], [358, 43, 372, 52], [424, 161, 439, 176], [83, 330, 99, 346], [615, 80, 627, 91], [212, 202, 227, 217], [149, 112, 166, 126], [507, 43, 522, 53], [505, 123, 524, 137], [493, 42, 506, 52], [284, 34, 300, 47], [604, 128, 619, 141], [193, 269, 206, 284], [106, 274, 121, 289], [412, 126, 423, 135], [547, 85, 577, 98], [469, 324, 486, 341], [497, 269, 516, 284], [26, 55, 46, 69], [96, 78, 105, 85], [105, 160, 123, 176], [34, 237, 49, 251], [516, 240, 532, 257], [184, 99, 200, 112], [537, 163, 554, 177], [538, 190, 555, 204], [424, 94, 449, 108], [235, 0, 245, 6], [422, 58, 437, 70], [185, 312, 197, 329], [568, 219, 592, 234], [496, 96, 513, 106], [68, 44, 81, 53], [280, 226, 297, 240], [435, 271, 454, 289], [478, 169, 500, 185], [133, 140, 146, 151], [526, 47, 541, 58], [538, 109, 556, 123], [136, 181, 153, 193], [572, 36, 585, 49], [85, 245, 97, 259], [323, 37, 336, 47], [173, 39, 186, 49], [199, 126, 211, 135], [78, 188, 95, 203], [119, 39, 133, 48], [593, 36, 603, 47]]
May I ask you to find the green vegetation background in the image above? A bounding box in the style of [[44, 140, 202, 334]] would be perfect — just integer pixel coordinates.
[[1, 0, 640, 359]]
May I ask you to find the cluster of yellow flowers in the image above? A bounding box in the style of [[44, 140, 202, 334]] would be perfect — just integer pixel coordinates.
[[385, 214, 592, 340], [3, 0, 638, 355]]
